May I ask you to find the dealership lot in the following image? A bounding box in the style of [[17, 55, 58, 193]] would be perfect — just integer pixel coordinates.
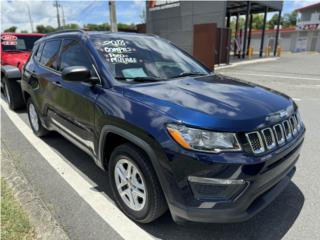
[[1, 53, 320, 240]]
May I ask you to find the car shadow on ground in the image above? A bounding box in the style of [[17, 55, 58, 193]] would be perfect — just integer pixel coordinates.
[[43, 131, 304, 240]]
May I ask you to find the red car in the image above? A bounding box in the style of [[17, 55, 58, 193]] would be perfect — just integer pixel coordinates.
[[1, 33, 45, 110]]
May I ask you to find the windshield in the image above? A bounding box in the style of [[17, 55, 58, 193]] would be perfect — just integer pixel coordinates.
[[1, 35, 43, 52], [90, 34, 209, 82]]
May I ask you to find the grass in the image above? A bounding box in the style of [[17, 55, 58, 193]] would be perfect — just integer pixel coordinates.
[[1, 178, 36, 240]]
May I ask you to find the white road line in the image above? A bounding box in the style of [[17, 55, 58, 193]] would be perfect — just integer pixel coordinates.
[[224, 72, 320, 81], [292, 98, 302, 102], [0, 98, 154, 240]]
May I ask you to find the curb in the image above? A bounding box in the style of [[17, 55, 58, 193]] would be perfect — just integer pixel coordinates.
[[1, 141, 70, 240], [215, 57, 279, 70]]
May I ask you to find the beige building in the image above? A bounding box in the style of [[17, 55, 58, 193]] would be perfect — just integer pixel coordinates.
[[250, 2, 320, 52]]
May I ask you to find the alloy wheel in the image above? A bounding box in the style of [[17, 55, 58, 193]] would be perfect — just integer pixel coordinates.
[[29, 103, 39, 132], [114, 159, 146, 211]]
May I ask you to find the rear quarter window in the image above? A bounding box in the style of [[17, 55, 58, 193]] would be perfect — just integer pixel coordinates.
[[34, 42, 44, 62]]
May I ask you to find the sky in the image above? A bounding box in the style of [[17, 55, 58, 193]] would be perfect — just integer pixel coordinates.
[[1, 0, 319, 32]]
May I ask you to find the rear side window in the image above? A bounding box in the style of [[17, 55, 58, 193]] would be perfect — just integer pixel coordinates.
[[59, 39, 93, 72], [34, 42, 44, 61], [40, 40, 61, 70]]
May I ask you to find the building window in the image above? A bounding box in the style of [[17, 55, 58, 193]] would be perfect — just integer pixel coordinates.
[[301, 12, 311, 21]]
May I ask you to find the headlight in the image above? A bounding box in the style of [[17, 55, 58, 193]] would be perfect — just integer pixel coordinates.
[[296, 111, 304, 130], [166, 124, 241, 153]]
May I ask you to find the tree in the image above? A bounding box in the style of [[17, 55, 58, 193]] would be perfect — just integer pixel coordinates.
[[4, 26, 17, 32], [83, 23, 110, 31], [267, 13, 284, 29], [283, 11, 298, 28], [118, 23, 136, 31], [36, 25, 56, 33], [251, 14, 264, 30], [64, 23, 80, 30], [20, 30, 28, 33], [229, 16, 245, 38]]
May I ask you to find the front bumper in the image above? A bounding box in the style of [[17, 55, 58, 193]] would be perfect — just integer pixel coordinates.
[[160, 128, 305, 223]]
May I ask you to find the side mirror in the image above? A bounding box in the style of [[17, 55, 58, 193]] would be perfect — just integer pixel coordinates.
[[62, 66, 91, 82]]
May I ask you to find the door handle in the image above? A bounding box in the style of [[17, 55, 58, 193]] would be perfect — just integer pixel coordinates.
[[52, 81, 62, 87]]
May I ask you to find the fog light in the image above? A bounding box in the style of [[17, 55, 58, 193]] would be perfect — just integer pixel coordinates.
[[188, 176, 248, 202]]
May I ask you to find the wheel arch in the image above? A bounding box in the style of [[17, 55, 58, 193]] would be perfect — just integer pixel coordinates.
[[99, 125, 158, 170], [98, 125, 172, 203]]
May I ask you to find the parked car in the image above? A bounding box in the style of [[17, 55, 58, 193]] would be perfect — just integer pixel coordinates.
[[21, 30, 305, 224], [1, 33, 45, 110]]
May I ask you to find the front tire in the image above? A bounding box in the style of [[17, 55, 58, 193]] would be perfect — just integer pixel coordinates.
[[109, 143, 167, 223], [3, 77, 25, 110], [27, 98, 48, 137]]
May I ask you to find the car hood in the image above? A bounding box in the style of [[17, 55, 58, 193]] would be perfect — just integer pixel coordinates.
[[123, 74, 295, 132]]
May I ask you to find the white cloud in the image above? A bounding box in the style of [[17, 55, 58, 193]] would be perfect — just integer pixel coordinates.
[[2, 0, 56, 32], [1, 0, 93, 32], [1, 0, 144, 32]]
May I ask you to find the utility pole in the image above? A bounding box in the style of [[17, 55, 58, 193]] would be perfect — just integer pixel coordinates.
[[61, 5, 66, 27], [109, 0, 118, 32], [53, 0, 61, 29], [26, 3, 34, 32]]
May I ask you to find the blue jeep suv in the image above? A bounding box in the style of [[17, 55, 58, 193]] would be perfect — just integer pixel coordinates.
[[21, 30, 305, 224]]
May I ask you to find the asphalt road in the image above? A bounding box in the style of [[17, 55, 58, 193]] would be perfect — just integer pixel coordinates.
[[1, 52, 320, 240]]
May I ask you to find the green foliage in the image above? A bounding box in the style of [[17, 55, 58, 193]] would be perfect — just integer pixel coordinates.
[[267, 11, 297, 29], [83, 23, 110, 31], [230, 16, 245, 31], [20, 30, 29, 33], [64, 23, 80, 30], [267, 13, 283, 29], [118, 23, 137, 31], [282, 11, 298, 28], [83, 22, 136, 31], [252, 14, 264, 30], [4, 26, 17, 33], [1, 179, 36, 240], [229, 10, 298, 32], [14, 22, 137, 34], [36, 25, 56, 33]]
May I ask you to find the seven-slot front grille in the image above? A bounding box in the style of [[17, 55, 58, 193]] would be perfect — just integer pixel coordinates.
[[246, 132, 265, 154], [262, 128, 276, 150], [283, 120, 292, 140], [246, 113, 303, 154]]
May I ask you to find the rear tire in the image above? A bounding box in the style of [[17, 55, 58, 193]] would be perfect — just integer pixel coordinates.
[[109, 143, 167, 223], [3, 76, 25, 110], [27, 98, 48, 137]]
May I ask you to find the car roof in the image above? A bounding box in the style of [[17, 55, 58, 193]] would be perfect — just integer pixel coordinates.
[[37, 29, 157, 42], [1, 32, 46, 36]]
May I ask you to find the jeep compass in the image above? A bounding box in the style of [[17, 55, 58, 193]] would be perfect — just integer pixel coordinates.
[[21, 30, 305, 223]]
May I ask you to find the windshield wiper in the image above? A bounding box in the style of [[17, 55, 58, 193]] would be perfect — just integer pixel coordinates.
[[171, 72, 207, 79], [115, 76, 164, 83]]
